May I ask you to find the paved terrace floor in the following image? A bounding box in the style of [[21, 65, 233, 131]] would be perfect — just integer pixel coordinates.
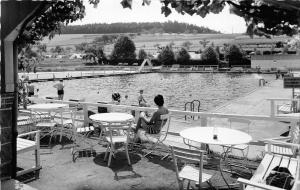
[[16, 77, 294, 190]]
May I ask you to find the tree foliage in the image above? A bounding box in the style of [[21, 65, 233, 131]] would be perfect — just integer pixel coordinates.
[[157, 46, 175, 65], [111, 36, 136, 60], [159, 0, 300, 38], [224, 44, 245, 66], [176, 48, 190, 64], [201, 46, 219, 64], [138, 49, 148, 60], [84, 46, 106, 63]]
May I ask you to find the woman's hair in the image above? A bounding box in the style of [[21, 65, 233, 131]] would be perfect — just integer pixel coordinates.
[[112, 93, 121, 102], [154, 94, 164, 106]]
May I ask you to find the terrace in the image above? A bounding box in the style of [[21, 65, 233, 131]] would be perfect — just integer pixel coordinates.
[[3, 79, 297, 190]]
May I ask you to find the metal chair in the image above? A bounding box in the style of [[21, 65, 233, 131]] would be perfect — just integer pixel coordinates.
[[142, 114, 171, 158], [222, 118, 251, 160], [170, 146, 212, 190], [103, 121, 133, 167]]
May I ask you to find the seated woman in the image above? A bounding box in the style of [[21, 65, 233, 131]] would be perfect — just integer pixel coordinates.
[[134, 94, 169, 141]]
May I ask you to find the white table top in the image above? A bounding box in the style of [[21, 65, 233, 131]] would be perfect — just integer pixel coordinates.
[[27, 103, 68, 111], [180, 127, 252, 145], [89, 112, 134, 123]]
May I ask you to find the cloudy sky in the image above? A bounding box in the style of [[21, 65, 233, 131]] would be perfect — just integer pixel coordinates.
[[71, 0, 247, 34]]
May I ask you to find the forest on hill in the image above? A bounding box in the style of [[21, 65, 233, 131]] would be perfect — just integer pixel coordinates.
[[61, 21, 220, 34]]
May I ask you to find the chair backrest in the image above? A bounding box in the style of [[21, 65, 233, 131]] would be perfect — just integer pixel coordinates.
[[170, 146, 206, 188], [228, 117, 251, 133], [105, 120, 133, 142], [158, 114, 171, 141]]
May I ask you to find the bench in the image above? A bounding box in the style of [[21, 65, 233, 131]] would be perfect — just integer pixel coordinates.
[[17, 130, 41, 179], [238, 144, 300, 190]]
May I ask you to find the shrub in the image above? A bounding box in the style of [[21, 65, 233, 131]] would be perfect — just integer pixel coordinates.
[[157, 46, 175, 65], [111, 36, 136, 60], [201, 46, 219, 64], [176, 48, 190, 64], [138, 49, 147, 60]]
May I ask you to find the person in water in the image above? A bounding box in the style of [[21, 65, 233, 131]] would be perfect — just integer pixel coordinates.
[[53, 79, 64, 100], [134, 94, 169, 142], [138, 89, 149, 107]]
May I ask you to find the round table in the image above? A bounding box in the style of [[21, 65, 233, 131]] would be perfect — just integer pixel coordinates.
[[27, 103, 68, 111], [180, 127, 252, 146], [89, 112, 134, 123]]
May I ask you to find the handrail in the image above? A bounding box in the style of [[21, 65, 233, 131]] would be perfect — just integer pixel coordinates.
[[184, 100, 201, 120], [38, 98, 300, 126]]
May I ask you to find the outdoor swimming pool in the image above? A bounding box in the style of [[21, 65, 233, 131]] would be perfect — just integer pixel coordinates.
[[35, 73, 274, 111]]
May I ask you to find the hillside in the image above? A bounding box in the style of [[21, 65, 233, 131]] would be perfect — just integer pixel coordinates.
[[61, 21, 220, 34]]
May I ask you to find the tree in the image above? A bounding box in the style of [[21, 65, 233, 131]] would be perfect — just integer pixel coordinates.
[[111, 36, 136, 60], [84, 46, 106, 64], [157, 46, 175, 65], [201, 46, 219, 65], [138, 49, 147, 60], [224, 44, 245, 66], [176, 48, 190, 64], [182, 41, 192, 50]]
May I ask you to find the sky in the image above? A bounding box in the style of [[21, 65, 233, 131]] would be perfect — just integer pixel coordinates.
[[71, 0, 247, 34]]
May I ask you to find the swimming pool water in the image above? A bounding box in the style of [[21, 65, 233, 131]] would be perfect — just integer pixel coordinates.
[[35, 73, 274, 111]]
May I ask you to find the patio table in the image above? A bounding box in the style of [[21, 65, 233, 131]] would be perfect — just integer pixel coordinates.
[[89, 112, 134, 123], [180, 126, 252, 188]]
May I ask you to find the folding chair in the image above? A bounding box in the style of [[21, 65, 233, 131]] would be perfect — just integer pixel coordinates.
[[103, 121, 133, 167], [170, 146, 212, 190], [222, 118, 251, 160], [142, 114, 171, 158]]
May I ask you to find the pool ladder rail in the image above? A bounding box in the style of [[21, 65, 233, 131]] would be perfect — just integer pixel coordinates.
[[184, 100, 205, 120]]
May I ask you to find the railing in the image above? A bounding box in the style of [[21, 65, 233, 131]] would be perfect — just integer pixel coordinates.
[[38, 98, 300, 127], [184, 100, 201, 120]]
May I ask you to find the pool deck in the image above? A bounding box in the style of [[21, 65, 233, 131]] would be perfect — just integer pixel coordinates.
[[15, 77, 295, 190]]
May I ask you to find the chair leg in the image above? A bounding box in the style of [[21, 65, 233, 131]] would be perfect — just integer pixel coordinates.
[[125, 143, 131, 165], [104, 145, 110, 161], [108, 147, 113, 167]]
